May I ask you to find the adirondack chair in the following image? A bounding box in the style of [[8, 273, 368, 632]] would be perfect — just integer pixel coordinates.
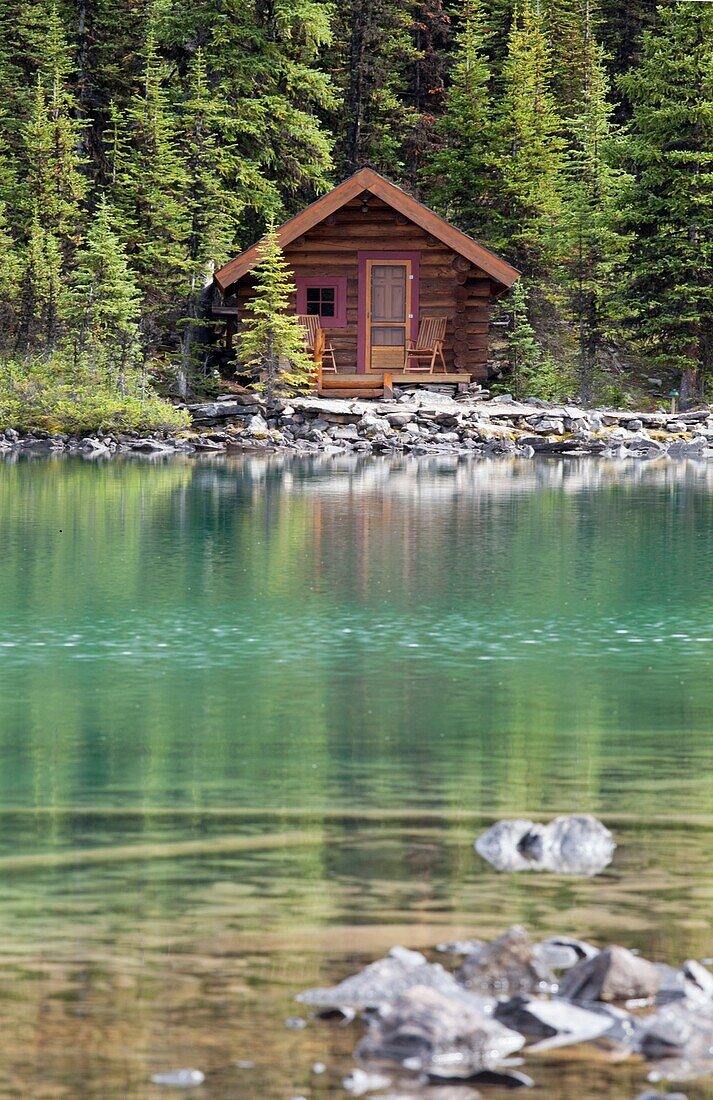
[[297, 314, 337, 372], [403, 316, 447, 373]]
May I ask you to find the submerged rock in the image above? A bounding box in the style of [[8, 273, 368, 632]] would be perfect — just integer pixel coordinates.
[[427, 1067, 534, 1088], [474, 815, 615, 876], [356, 984, 524, 1072], [457, 926, 558, 997], [637, 1093, 688, 1100], [297, 946, 490, 1012], [343, 1068, 391, 1095], [150, 1069, 205, 1088], [380, 1089, 481, 1100], [559, 945, 661, 1003]]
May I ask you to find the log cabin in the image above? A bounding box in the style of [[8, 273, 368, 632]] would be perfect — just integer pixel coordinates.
[[213, 168, 520, 398]]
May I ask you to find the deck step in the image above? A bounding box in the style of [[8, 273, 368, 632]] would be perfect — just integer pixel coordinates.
[[318, 387, 384, 399]]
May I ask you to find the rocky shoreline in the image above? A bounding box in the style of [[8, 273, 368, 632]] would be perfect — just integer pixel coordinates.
[[3, 389, 713, 459]]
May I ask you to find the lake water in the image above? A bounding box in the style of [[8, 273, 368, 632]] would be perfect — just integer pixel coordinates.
[[2, 452, 713, 1098]]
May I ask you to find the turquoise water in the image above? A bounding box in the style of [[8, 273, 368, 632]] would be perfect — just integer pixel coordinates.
[[1, 453, 713, 1097]]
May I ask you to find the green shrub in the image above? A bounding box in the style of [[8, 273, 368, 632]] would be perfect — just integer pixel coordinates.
[[0, 354, 190, 435]]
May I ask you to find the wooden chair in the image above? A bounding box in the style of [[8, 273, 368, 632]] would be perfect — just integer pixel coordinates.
[[403, 316, 447, 373], [297, 314, 337, 372]]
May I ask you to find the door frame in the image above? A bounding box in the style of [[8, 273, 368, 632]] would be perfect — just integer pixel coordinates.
[[357, 251, 420, 373]]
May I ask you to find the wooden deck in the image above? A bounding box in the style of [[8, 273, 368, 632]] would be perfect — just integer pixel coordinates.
[[318, 371, 469, 399]]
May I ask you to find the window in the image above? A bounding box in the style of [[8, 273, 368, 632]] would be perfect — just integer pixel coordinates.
[[306, 286, 335, 318], [295, 277, 347, 327]]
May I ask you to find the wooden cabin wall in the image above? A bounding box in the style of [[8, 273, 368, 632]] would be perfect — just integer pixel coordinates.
[[230, 195, 493, 379]]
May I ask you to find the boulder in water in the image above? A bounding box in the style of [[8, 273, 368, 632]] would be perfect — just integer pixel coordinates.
[[475, 815, 615, 876], [297, 946, 492, 1013], [559, 945, 661, 1003], [494, 993, 614, 1048], [356, 984, 525, 1072], [457, 926, 558, 997]]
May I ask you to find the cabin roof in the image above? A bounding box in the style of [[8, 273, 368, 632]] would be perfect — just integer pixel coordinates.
[[213, 168, 520, 292]]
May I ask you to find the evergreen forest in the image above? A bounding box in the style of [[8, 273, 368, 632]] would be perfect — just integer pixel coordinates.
[[0, 0, 711, 418]]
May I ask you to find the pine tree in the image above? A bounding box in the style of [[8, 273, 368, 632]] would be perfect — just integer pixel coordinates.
[[21, 8, 86, 262], [176, 48, 242, 396], [493, 0, 566, 273], [332, 0, 415, 178], [598, 0, 658, 121], [424, 0, 497, 236], [237, 225, 314, 404], [111, 27, 189, 352], [562, 7, 629, 402], [15, 215, 65, 354], [73, 0, 147, 176], [506, 279, 541, 392], [68, 197, 142, 388], [0, 199, 21, 349], [618, 3, 713, 402], [158, 0, 334, 216], [403, 0, 452, 187]]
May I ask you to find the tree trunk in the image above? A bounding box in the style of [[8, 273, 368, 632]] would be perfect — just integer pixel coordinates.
[[680, 366, 702, 409]]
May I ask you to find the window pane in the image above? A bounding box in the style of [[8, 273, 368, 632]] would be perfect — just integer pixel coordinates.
[[306, 302, 320, 315], [306, 287, 320, 303], [321, 302, 335, 317], [321, 287, 335, 303]]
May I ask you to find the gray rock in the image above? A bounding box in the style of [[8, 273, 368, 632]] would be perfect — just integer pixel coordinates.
[[297, 946, 486, 1012], [356, 984, 525, 1071], [150, 1069, 205, 1087], [532, 417, 565, 434], [246, 414, 270, 438], [475, 815, 615, 876], [637, 1093, 688, 1100], [457, 926, 557, 997], [343, 1068, 391, 1095], [559, 945, 661, 1003], [482, 439, 519, 457], [667, 439, 706, 459], [529, 814, 616, 875], [494, 993, 613, 1047], [682, 959, 713, 1001], [474, 819, 536, 872], [536, 936, 599, 969], [129, 438, 170, 452]]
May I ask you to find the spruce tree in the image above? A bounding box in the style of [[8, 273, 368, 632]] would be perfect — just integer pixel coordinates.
[[111, 27, 189, 353], [158, 0, 334, 215], [562, 10, 629, 402], [0, 200, 20, 349], [493, 0, 565, 273], [237, 225, 314, 404], [424, 0, 497, 236], [69, 197, 142, 388], [15, 215, 65, 354], [21, 8, 86, 263], [618, 3, 713, 402], [177, 48, 242, 396], [403, 0, 452, 186], [331, 0, 415, 178]]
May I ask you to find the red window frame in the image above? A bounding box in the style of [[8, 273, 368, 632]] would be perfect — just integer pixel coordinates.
[[295, 276, 347, 328]]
